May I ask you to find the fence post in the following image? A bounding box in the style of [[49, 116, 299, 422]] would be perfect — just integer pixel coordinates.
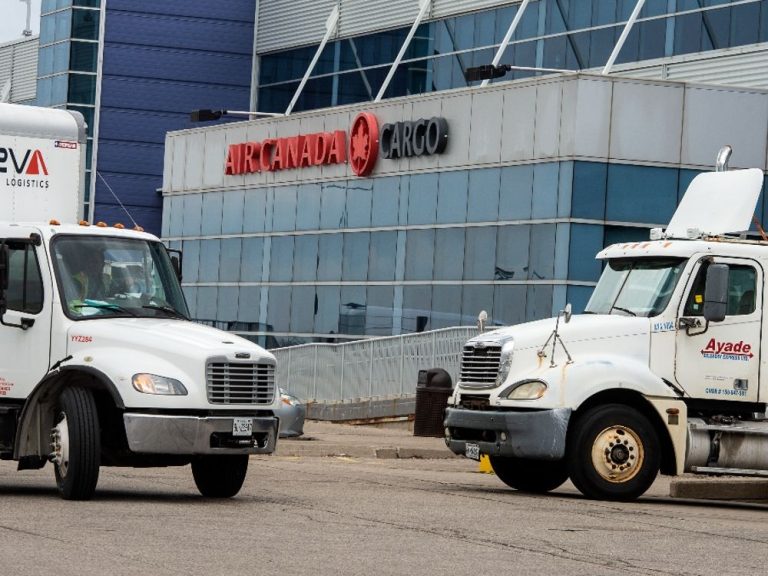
[[431, 330, 436, 367], [399, 334, 405, 397], [369, 340, 374, 399], [340, 345, 345, 402], [312, 346, 318, 402]]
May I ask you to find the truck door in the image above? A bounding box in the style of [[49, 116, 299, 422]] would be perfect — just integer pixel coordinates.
[[674, 257, 762, 402], [0, 237, 52, 399]]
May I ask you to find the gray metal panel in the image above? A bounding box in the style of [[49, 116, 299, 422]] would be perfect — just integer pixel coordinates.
[[682, 86, 768, 170], [432, 0, 516, 19], [561, 77, 612, 160], [500, 82, 536, 162], [338, 0, 420, 39], [438, 93, 472, 168], [257, 0, 337, 54], [533, 79, 563, 159], [609, 79, 684, 165], [11, 38, 38, 103], [468, 89, 504, 165]]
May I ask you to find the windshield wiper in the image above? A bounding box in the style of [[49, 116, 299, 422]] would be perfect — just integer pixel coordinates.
[[74, 301, 138, 317], [610, 306, 637, 317], [142, 304, 188, 320]]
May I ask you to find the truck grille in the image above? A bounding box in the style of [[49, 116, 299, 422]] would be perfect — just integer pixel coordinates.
[[459, 344, 502, 388], [206, 361, 275, 405]]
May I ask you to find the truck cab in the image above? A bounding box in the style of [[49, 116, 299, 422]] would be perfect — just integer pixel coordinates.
[[444, 150, 768, 501], [0, 103, 279, 500]]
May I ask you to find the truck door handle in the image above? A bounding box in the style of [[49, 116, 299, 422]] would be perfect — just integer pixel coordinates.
[[677, 317, 701, 329]]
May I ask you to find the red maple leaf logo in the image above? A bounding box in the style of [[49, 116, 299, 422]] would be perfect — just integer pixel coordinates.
[[351, 124, 369, 164]]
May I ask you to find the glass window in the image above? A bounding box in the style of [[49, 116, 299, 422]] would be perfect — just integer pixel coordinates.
[[315, 286, 340, 335], [464, 227, 497, 281], [290, 286, 316, 334], [320, 182, 347, 229], [572, 162, 607, 219], [181, 240, 200, 283], [317, 234, 343, 281], [71, 8, 99, 40], [404, 229, 435, 281], [347, 181, 372, 228], [37, 78, 52, 107], [468, 168, 501, 222], [38, 46, 54, 77], [342, 232, 370, 282], [368, 232, 397, 281], [42, 0, 58, 16], [293, 235, 318, 282], [269, 236, 295, 282], [494, 284, 527, 326], [66, 105, 94, 133], [606, 164, 678, 224], [463, 285, 494, 327], [74, 0, 100, 6], [272, 186, 297, 232], [407, 173, 438, 225], [437, 171, 468, 224], [372, 177, 400, 227], [434, 228, 465, 281], [182, 194, 202, 236], [49, 74, 69, 106], [237, 287, 260, 324], [402, 286, 431, 333], [196, 287, 218, 321], [198, 240, 221, 283], [68, 73, 96, 105], [568, 224, 603, 282], [296, 184, 321, 230], [431, 285, 463, 329], [684, 263, 757, 317], [532, 163, 559, 218], [526, 284, 554, 321], [218, 286, 239, 322], [529, 224, 556, 280], [241, 237, 264, 283], [366, 286, 394, 336], [243, 189, 268, 233], [222, 190, 245, 235], [267, 287, 291, 332], [201, 192, 223, 236], [219, 238, 242, 283], [4, 242, 44, 314], [495, 225, 530, 281], [70, 41, 98, 72], [499, 165, 533, 220], [339, 286, 366, 335]]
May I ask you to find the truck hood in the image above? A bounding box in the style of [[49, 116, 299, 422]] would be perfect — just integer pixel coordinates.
[[473, 314, 651, 353]]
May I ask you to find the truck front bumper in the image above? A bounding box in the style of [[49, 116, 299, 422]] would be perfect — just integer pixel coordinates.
[[444, 407, 571, 460], [123, 413, 278, 455]]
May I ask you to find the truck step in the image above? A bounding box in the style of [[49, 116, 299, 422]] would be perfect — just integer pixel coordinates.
[[688, 422, 768, 436], [691, 466, 768, 478]]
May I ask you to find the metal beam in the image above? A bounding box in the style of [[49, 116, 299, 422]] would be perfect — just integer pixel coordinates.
[[602, 0, 646, 75], [285, 5, 340, 115], [375, 0, 432, 102], [481, 0, 532, 87]]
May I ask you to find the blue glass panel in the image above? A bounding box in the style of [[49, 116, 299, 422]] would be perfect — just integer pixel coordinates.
[[566, 285, 594, 314], [296, 184, 321, 230], [468, 168, 501, 222], [243, 189, 268, 233], [183, 286, 198, 318], [241, 237, 264, 282], [606, 164, 678, 224], [201, 192, 223, 236], [72, 8, 99, 40], [68, 73, 96, 104], [437, 171, 468, 224], [494, 284, 527, 326], [51, 74, 69, 106], [52, 42, 70, 73], [272, 186, 297, 232], [347, 181, 372, 228], [464, 227, 497, 280], [407, 173, 438, 225], [434, 228, 465, 281], [603, 225, 651, 246], [218, 286, 239, 322], [339, 286, 367, 335], [37, 78, 52, 107], [237, 287, 260, 324], [219, 238, 242, 283], [182, 194, 202, 236], [197, 287, 218, 321], [198, 239, 221, 283], [402, 286, 432, 333], [371, 177, 400, 227], [222, 190, 245, 235], [404, 229, 435, 281], [70, 41, 98, 72], [290, 286, 316, 334], [366, 286, 394, 336], [529, 224, 556, 280], [568, 224, 603, 282], [572, 162, 607, 219], [267, 287, 291, 332], [532, 163, 559, 219], [342, 232, 370, 282], [317, 234, 343, 281], [526, 284, 554, 320], [181, 240, 200, 283], [368, 232, 397, 281], [269, 236, 294, 282], [42, 0, 57, 16], [499, 164, 533, 220], [730, 3, 761, 47], [320, 182, 347, 229], [496, 225, 530, 281], [462, 285, 494, 327], [431, 285, 463, 329], [38, 46, 53, 76], [55, 10, 72, 42], [293, 235, 318, 282], [315, 286, 341, 336]]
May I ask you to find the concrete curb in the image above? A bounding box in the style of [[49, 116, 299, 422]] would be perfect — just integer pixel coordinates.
[[670, 477, 768, 500], [274, 443, 457, 460]]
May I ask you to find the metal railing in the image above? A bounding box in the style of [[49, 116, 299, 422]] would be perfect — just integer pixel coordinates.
[[272, 327, 478, 403]]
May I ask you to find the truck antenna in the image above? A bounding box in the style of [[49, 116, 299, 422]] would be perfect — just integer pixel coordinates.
[[96, 171, 139, 229]]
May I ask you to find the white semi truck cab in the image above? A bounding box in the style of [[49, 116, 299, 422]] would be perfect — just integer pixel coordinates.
[[445, 148, 768, 500], [0, 103, 279, 500]]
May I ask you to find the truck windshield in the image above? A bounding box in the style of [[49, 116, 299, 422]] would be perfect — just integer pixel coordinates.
[[52, 235, 189, 320], [585, 258, 686, 317]]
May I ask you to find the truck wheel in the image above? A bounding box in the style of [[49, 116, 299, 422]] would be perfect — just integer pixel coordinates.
[[50, 387, 101, 500], [567, 404, 660, 501], [192, 455, 249, 498], [489, 456, 568, 493]]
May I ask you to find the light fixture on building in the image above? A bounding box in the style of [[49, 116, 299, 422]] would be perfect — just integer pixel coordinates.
[[464, 64, 572, 82], [189, 109, 284, 122]]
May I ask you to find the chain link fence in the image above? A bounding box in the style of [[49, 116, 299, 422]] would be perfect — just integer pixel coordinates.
[[272, 327, 478, 403]]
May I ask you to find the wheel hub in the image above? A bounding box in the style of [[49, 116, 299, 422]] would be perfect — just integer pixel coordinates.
[[50, 414, 70, 478], [590, 425, 644, 483]]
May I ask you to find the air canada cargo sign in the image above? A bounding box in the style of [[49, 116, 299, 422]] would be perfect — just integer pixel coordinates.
[[224, 112, 448, 178]]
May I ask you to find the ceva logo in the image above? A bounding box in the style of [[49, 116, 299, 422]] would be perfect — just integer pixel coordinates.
[[0, 148, 49, 175]]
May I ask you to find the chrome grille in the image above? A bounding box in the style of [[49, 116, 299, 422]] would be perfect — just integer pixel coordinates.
[[206, 361, 275, 404], [459, 344, 501, 388]]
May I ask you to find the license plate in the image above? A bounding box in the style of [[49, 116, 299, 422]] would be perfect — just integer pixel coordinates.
[[465, 443, 480, 461], [232, 418, 253, 437]]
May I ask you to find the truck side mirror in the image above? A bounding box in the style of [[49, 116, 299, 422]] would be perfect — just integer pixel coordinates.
[[168, 249, 183, 282], [703, 263, 729, 322], [0, 244, 8, 316]]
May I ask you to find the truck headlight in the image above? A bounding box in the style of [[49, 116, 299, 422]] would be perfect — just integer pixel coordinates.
[[502, 380, 547, 400], [132, 373, 188, 395]]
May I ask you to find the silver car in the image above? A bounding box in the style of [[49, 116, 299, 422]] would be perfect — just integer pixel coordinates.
[[276, 388, 306, 438]]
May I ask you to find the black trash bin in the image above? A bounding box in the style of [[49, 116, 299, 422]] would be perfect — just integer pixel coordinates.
[[414, 368, 453, 437]]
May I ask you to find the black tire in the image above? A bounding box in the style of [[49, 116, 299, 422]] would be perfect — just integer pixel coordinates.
[[567, 404, 660, 501], [192, 455, 249, 498], [52, 386, 101, 500], [489, 456, 569, 493]]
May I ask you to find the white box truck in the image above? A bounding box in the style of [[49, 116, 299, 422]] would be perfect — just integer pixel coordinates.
[[0, 102, 280, 500], [445, 147, 768, 501]]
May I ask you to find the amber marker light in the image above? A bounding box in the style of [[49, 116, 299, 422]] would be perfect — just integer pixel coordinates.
[[79, 220, 89, 226], [96, 221, 108, 227], [113, 223, 125, 229], [133, 225, 144, 232], [49, 219, 61, 225]]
